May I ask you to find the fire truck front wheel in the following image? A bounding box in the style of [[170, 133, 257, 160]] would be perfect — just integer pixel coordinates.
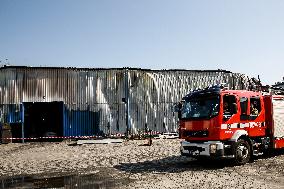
[[234, 139, 251, 165]]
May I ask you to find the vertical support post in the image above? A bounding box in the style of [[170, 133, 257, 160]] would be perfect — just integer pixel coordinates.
[[127, 89, 131, 137], [21, 103, 25, 143], [125, 68, 131, 137], [62, 102, 65, 138]]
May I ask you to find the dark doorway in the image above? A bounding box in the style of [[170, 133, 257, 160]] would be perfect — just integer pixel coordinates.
[[10, 123, 23, 142], [24, 102, 63, 141]]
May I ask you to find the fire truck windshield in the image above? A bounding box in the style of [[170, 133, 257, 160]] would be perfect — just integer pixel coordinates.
[[181, 95, 220, 120]]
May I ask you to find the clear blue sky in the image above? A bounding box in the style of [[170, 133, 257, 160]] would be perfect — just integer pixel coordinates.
[[0, 0, 284, 85]]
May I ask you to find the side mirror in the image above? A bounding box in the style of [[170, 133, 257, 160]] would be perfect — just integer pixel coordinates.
[[173, 102, 182, 119], [178, 111, 181, 119], [231, 103, 238, 114]]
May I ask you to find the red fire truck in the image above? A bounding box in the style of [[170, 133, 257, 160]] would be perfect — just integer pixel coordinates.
[[178, 85, 284, 165]]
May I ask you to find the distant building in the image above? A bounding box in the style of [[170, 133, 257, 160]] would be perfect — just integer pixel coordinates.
[[0, 66, 256, 140]]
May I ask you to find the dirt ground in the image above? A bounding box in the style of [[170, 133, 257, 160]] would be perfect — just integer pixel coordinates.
[[1, 139, 284, 189]]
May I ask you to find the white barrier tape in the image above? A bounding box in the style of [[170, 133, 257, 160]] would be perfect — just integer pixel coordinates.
[[0, 132, 162, 140], [1, 136, 97, 140], [1, 135, 121, 140]]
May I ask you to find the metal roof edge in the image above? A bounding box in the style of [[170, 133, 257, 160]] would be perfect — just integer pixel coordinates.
[[0, 65, 233, 73]]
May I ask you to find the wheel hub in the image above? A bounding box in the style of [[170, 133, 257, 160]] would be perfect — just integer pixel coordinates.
[[237, 145, 248, 159]]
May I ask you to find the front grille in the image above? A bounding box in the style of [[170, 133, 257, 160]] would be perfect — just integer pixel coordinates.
[[184, 130, 209, 137]]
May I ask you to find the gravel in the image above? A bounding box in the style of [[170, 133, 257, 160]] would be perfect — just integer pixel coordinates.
[[1, 139, 284, 188]]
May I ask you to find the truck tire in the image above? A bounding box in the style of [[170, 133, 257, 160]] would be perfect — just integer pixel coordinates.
[[234, 139, 251, 165]]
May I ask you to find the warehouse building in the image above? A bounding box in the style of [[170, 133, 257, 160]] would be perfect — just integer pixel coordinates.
[[0, 66, 256, 140]]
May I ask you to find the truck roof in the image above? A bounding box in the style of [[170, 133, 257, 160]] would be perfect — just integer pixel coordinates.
[[221, 90, 262, 97], [183, 86, 262, 100], [182, 86, 221, 100]]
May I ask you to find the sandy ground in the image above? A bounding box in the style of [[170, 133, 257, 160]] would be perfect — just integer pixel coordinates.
[[1, 139, 284, 189]]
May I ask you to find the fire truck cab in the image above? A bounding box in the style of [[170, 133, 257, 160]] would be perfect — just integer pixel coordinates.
[[179, 85, 284, 165]]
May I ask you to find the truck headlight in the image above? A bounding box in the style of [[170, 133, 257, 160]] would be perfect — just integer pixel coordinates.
[[210, 144, 217, 154]]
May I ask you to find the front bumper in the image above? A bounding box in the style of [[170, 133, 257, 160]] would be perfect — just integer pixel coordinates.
[[180, 140, 234, 158]]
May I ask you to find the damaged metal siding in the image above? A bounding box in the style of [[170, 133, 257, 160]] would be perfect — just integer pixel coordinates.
[[0, 66, 253, 135]]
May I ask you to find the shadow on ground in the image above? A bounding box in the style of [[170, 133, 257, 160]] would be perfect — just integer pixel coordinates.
[[114, 155, 233, 173], [115, 148, 284, 174], [252, 148, 284, 162]]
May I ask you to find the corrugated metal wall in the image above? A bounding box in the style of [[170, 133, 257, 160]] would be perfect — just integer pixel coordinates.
[[0, 66, 253, 136]]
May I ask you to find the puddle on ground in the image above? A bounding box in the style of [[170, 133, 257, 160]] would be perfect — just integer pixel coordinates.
[[0, 172, 117, 189]]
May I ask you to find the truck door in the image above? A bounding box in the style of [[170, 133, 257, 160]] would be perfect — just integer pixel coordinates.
[[222, 94, 238, 121], [247, 97, 265, 136], [222, 94, 239, 134]]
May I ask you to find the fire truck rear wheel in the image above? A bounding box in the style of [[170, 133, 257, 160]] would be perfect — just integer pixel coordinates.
[[234, 139, 251, 165]]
